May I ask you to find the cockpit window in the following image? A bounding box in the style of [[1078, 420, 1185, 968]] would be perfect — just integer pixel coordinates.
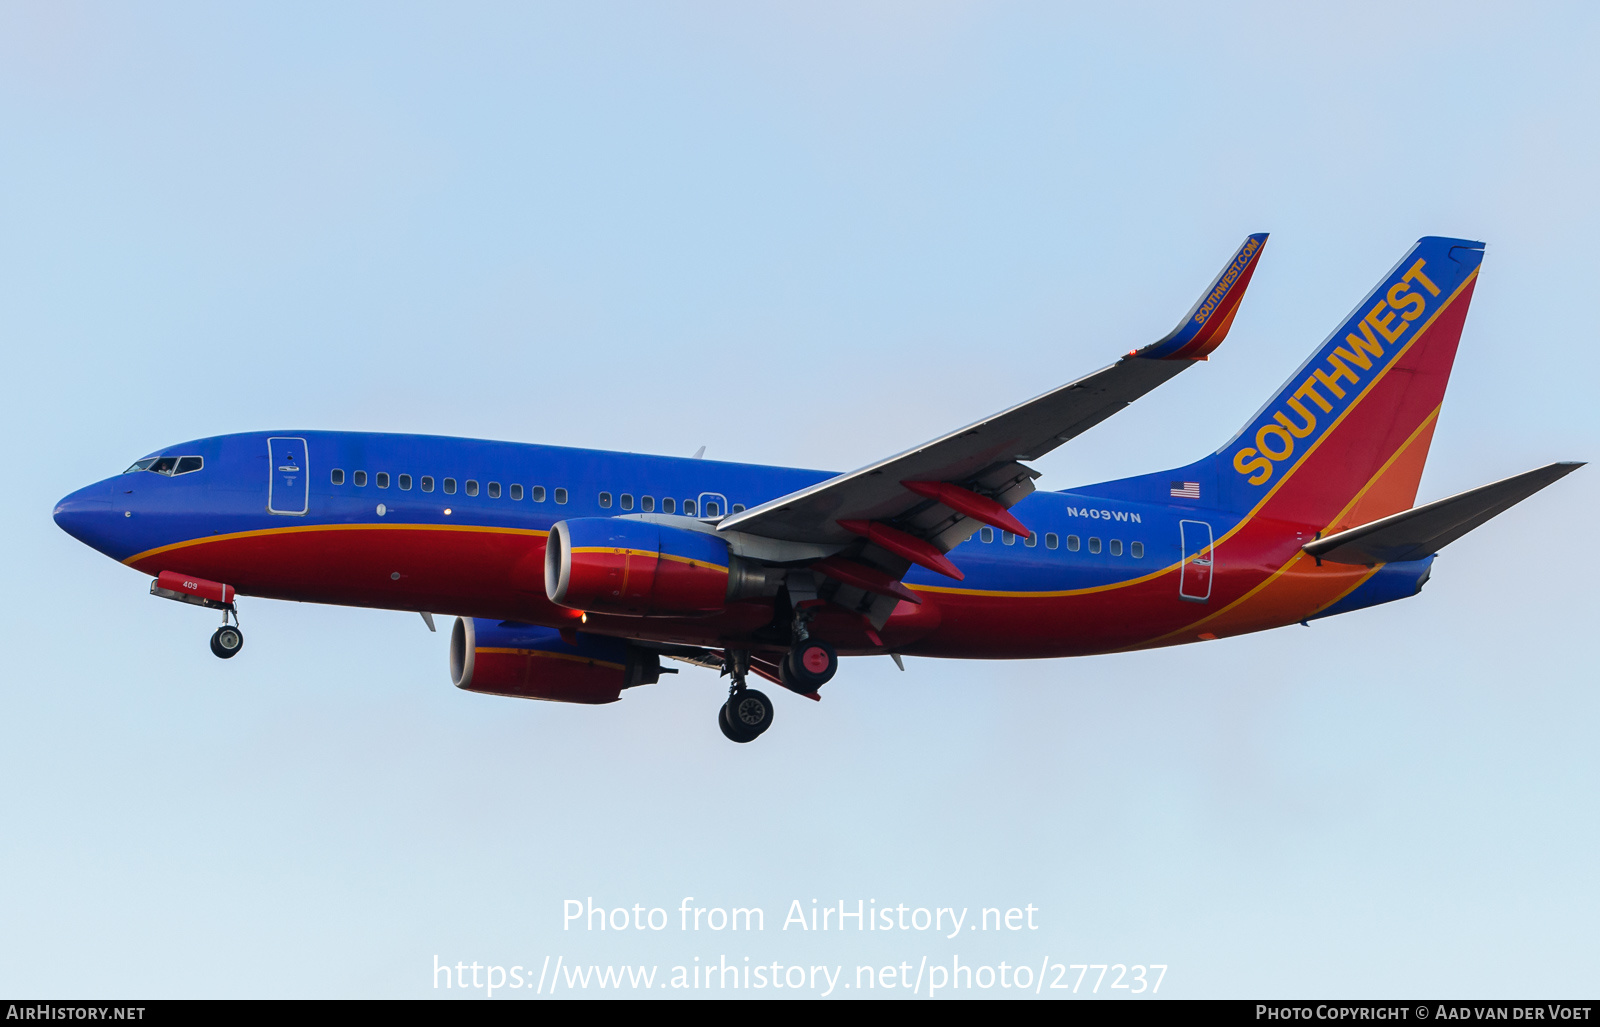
[[125, 455, 203, 476]]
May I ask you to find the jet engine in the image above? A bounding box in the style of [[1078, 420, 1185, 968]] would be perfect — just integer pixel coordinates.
[[449, 617, 663, 704], [545, 517, 780, 616]]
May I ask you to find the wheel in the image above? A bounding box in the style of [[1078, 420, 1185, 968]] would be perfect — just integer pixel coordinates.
[[210, 625, 244, 659], [723, 689, 774, 741], [718, 702, 749, 742], [785, 639, 837, 688]]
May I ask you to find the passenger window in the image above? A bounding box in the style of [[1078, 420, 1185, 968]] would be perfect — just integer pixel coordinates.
[[1131, 541, 1145, 559], [705, 501, 720, 517], [421, 476, 435, 492], [663, 497, 676, 514], [443, 478, 457, 494], [683, 499, 697, 516], [331, 469, 345, 485], [399, 474, 412, 490], [510, 484, 523, 501], [1066, 535, 1080, 552], [488, 482, 501, 499], [620, 494, 634, 511], [1088, 537, 1102, 554], [532, 486, 546, 502], [980, 527, 993, 543], [465, 480, 479, 496], [641, 496, 655, 512], [1002, 532, 1015, 545], [1110, 539, 1123, 556], [354, 470, 368, 487], [732, 504, 745, 513], [1045, 532, 1058, 550], [376, 472, 390, 489], [175, 457, 203, 475], [599, 492, 612, 508], [554, 488, 568, 504], [1024, 532, 1037, 547]]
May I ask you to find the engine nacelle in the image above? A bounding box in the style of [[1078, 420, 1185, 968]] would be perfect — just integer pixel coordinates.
[[449, 617, 662, 705], [545, 517, 734, 616]]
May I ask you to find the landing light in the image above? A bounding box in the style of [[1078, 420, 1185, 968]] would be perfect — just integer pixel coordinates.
[[444, 508, 452, 516]]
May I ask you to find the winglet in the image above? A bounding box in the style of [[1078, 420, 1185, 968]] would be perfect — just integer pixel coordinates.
[[1138, 233, 1268, 361]]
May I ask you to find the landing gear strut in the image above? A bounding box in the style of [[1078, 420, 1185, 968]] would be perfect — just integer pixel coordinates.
[[208, 599, 244, 659], [718, 650, 773, 743]]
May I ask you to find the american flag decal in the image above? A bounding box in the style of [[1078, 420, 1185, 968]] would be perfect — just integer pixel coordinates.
[[1170, 481, 1201, 499]]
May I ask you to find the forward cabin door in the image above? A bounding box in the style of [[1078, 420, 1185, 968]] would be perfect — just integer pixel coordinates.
[[267, 436, 309, 515], [1178, 519, 1214, 602]]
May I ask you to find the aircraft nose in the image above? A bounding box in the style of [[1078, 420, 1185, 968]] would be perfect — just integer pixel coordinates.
[[53, 482, 116, 551]]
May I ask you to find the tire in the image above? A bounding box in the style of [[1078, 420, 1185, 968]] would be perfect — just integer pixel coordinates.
[[786, 639, 837, 688], [725, 689, 774, 739], [210, 626, 244, 660], [718, 703, 747, 742]]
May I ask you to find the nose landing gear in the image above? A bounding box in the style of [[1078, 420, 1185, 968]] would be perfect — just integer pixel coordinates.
[[149, 571, 243, 660]]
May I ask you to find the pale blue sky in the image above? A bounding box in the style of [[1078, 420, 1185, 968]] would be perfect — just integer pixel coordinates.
[[3, 1, 1597, 998]]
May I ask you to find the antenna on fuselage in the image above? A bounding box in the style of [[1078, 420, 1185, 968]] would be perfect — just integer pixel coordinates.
[[692, 446, 706, 460]]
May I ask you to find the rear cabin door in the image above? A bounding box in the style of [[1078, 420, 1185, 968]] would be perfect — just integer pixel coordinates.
[[267, 436, 309, 515], [1178, 519, 1214, 602]]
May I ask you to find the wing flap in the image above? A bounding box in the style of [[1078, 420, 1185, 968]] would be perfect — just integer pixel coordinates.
[[1303, 462, 1583, 565]]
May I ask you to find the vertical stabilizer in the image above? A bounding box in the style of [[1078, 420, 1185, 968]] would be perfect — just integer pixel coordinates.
[[1215, 237, 1484, 531]]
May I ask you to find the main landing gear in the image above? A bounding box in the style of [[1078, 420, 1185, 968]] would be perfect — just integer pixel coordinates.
[[714, 612, 845, 742], [783, 638, 838, 691], [718, 650, 773, 744], [779, 607, 838, 692]]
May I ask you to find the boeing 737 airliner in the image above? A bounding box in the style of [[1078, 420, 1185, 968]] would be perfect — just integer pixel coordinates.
[[53, 235, 1581, 741]]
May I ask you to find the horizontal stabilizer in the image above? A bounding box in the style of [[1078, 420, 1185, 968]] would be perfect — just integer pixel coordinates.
[[1303, 461, 1583, 565]]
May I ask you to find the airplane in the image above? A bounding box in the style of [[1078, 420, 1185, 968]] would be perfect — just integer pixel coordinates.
[[52, 234, 1582, 742]]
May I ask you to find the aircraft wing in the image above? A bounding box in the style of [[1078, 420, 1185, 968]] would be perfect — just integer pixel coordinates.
[[1303, 461, 1584, 566], [718, 233, 1269, 557]]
